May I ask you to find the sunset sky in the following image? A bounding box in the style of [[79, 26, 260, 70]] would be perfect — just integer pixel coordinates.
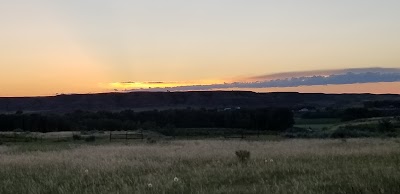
[[1, 0, 400, 96]]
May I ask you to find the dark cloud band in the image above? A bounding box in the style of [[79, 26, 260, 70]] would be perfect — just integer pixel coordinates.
[[129, 67, 400, 91]]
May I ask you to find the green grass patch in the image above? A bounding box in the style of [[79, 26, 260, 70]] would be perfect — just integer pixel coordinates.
[[294, 124, 335, 130], [295, 118, 341, 125], [294, 118, 341, 131]]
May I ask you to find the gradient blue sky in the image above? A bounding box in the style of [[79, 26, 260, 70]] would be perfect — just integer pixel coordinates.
[[1, 0, 400, 96]]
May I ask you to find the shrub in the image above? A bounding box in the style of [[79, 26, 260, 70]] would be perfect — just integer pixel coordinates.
[[85, 136, 96, 142], [378, 119, 395, 132], [146, 137, 157, 144], [283, 127, 331, 138], [330, 127, 375, 138], [72, 134, 82, 141], [13, 128, 24, 133], [235, 150, 250, 163], [159, 124, 175, 136], [80, 131, 89, 135]]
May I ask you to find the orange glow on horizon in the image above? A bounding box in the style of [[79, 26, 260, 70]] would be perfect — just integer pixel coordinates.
[[106, 79, 227, 90], [1, 81, 400, 97]]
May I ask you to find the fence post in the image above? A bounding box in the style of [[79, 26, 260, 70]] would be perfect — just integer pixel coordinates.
[[125, 131, 128, 141], [109, 131, 112, 142]]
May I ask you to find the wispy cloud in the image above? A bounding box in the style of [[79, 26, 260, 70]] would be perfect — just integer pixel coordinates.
[[111, 67, 400, 92], [246, 67, 400, 81]]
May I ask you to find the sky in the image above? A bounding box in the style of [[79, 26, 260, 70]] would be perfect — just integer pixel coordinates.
[[1, 0, 400, 96]]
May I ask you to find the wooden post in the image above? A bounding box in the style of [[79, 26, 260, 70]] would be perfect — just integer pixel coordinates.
[[125, 131, 128, 141], [109, 131, 112, 142]]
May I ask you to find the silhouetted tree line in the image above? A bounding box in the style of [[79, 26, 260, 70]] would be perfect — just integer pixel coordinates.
[[341, 108, 382, 121], [364, 100, 400, 108], [300, 107, 400, 121], [0, 108, 294, 134], [300, 109, 341, 119], [341, 108, 400, 121]]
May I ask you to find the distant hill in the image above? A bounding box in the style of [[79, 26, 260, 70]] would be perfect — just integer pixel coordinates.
[[1, 91, 400, 113]]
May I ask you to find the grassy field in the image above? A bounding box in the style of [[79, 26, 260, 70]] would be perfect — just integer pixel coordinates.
[[1, 138, 400, 194], [294, 118, 341, 130], [291, 117, 400, 138]]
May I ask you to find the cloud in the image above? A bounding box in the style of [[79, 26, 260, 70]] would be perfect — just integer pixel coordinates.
[[247, 67, 400, 81], [125, 67, 400, 92]]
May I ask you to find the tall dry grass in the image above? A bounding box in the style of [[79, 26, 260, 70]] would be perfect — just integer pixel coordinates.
[[1, 138, 400, 193]]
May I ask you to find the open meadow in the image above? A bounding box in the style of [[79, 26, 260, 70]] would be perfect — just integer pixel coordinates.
[[1, 138, 400, 194]]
